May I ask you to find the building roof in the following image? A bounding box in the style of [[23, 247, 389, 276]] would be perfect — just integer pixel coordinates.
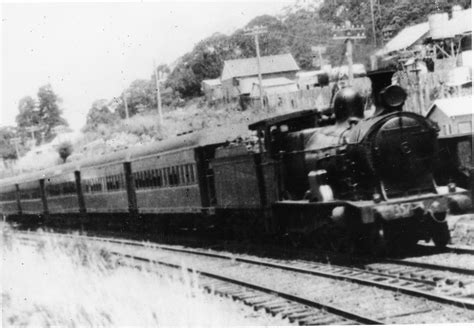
[[201, 78, 221, 87], [376, 22, 429, 57], [296, 70, 323, 78], [426, 96, 473, 118], [221, 54, 299, 81], [431, 8, 472, 40], [377, 9, 472, 56]]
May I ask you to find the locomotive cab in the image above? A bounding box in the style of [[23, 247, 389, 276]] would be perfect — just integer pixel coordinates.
[[248, 109, 324, 156]]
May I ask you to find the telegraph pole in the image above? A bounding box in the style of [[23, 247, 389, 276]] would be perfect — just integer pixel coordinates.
[[10, 137, 21, 159], [244, 25, 267, 110], [369, 0, 377, 47], [311, 46, 327, 69], [123, 93, 129, 120], [25, 125, 42, 145], [153, 60, 164, 126], [333, 21, 366, 86]]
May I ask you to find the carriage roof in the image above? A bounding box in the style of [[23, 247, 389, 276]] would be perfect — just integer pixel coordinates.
[[0, 124, 249, 186]]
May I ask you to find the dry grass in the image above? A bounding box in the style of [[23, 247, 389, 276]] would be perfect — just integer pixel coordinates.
[[0, 225, 271, 326]]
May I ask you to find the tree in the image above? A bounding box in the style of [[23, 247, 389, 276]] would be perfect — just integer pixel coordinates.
[[57, 141, 73, 163], [0, 127, 18, 160], [37, 84, 68, 141], [84, 99, 119, 131], [116, 79, 156, 118], [16, 96, 40, 128]]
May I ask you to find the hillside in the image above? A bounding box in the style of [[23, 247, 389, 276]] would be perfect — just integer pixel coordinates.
[[165, 0, 471, 99], [12, 98, 296, 172], [2, 0, 471, 175]]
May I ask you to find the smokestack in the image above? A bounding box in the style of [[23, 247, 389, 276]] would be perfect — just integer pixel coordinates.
[[366, 69, 395, 107]]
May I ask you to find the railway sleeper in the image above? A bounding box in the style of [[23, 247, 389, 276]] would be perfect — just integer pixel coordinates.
[[239, 294, 268, 302], [253, 300, 287, 311], [300, 315, 340, 326], [266, 303, 298, 314], [279, 307, 311, 318], [212, 286, 243, 294], [242, 296, 274, 306], [287, 309, 322, 321]]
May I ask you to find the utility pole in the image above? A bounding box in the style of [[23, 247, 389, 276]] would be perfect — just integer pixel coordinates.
[[311, 46, 327, 69], [333, 21, 366, 86], [369, 0, 377, 47], [10, 137, 21, 159], [244, 25, 267, 110], [123, 93, 129, 120], [153, 60, 164, 126], [25, 125, 42, 145]]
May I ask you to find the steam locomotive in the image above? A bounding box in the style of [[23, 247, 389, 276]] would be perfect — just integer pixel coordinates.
[[1, 69, 470, 253]]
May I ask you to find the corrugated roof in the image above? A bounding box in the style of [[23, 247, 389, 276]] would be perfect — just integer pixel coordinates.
[[432, 8, 472, 39], [426, 96, 473, 118], [376, 22, 429, 56], [221, 54, 299, 81]]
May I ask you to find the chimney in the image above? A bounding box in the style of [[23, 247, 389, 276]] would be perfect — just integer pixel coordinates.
[[366, 69, 395, 107]]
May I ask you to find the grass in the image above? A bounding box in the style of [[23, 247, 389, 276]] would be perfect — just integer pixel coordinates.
[[0, 224, 275, 326]]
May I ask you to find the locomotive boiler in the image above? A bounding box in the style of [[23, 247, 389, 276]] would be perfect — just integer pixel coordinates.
[[237, 69, 471, 251]]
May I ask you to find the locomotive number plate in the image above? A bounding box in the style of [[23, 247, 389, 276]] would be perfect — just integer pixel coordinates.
[[391, 202, 423, 218]]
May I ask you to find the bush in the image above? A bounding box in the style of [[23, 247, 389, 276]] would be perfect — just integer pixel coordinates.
[[57, 141, 73, 163]]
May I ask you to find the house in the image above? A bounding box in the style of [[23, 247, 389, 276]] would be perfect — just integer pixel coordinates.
[[296, 70, 329, 90], [426, 96, 473, 137], [250, 77, 298, 98], [201, 78, 223, 102], [375, 22, 430, 61], [220, 53, 300, 101], [375, 7, 472, 70], [250, 78, 299, 110]]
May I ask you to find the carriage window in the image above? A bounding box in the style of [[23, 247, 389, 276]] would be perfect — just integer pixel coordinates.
[[154, 169, 163, 187], [21, 186, 41, 199], [90, 178, 103, 193], [62, 181, 76, 195], [106, 174, 121, 191], [178, 166, 184, 185], [184, 165, 189, 184], [0, 190, 17, 201], [163, 168, 169, 186], [146, 170, 152, 188], [168, 166, 179, 186], [190, 164, 196, 183]]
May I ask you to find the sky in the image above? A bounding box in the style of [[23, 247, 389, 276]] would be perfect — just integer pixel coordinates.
[[1, 0, 293, 131]]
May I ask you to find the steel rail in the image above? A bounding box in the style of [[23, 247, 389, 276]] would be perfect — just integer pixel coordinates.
[[380, 258, 474, 276], [18, 231, 474, 310], [417, 241, 474, 255], [112, 251, 383, 325]]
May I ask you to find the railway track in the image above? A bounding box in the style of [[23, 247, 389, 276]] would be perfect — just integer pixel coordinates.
[[14, 232, 380, 325], [416, 240, 474, 255], [116, 252, 380, 325], [75, 234, 474, 307], [13, 230, 474, 324]]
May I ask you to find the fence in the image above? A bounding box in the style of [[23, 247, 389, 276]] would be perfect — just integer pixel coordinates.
[[397, 70, 472, 115], [249, 77, 372, 112]]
